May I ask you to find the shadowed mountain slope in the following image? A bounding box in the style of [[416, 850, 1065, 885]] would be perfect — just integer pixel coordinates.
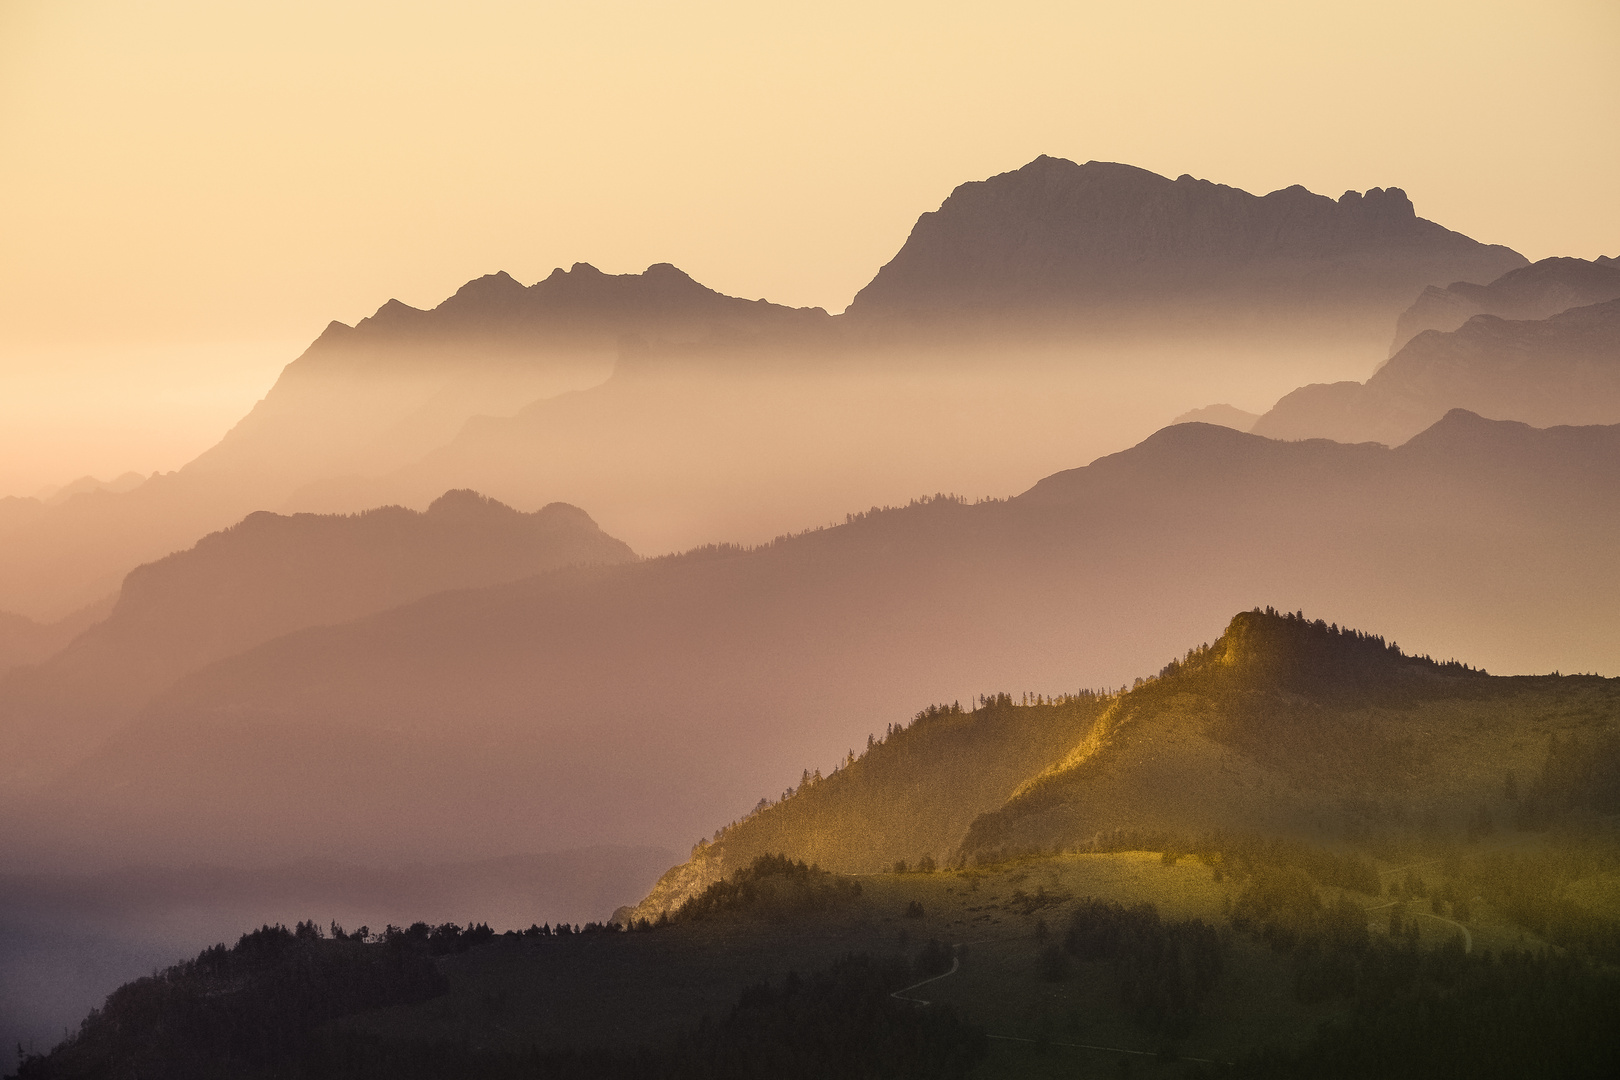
[[0, 491, 633, 792], [5, 412, 1616, 873], [1254, 298, 1620, 445], [847, 156, 1524, 343], [1391, 255, 1620, 353]]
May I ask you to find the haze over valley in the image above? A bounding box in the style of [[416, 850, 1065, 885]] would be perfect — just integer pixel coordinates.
[[3, 3, 1618, 1074]]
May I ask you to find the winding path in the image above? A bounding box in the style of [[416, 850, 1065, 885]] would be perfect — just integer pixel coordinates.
[[889, 956, 961, 1005], [1366, 902, 1473, 953]]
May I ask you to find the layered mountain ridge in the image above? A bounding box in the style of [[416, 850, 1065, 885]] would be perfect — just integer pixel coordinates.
[[0, 491, 633, 794], [1254, 297, 1620, 445], [1391, 254, 1620, 353], [5, 410, 1615, 873], [0, 156, 1533, 619]]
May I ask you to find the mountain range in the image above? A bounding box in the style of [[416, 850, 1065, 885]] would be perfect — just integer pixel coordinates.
[[1254, 294, 1620, 445], [849, 157, 1524, 341], [0, 156, 1533, 619], [1390, 254, 1620, 353], [5, 409, 1615, 874]]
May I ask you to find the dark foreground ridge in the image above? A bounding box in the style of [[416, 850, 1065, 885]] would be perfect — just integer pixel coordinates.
[[11, 909, 985, 1080]]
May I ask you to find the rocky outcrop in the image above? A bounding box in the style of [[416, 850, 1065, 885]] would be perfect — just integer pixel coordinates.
[[624, 841, 728, 924]]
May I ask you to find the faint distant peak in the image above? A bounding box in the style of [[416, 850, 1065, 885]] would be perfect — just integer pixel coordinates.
[[425, 488, 522, 519], [1170, 403, 1260, 432], [37, 472, 148, 507]]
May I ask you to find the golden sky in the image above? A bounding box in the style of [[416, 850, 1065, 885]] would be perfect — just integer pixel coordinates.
[[1, 0, 1617, 491]]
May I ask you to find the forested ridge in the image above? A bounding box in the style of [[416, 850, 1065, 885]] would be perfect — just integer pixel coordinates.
[[8, 901, 985, 1080]]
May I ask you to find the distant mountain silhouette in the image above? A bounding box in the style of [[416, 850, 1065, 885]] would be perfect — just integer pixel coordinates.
[[1170, 403, 1259, 431], [1391, 255, 1620, 353], [847, 156, 1524, 342], [7, 411, 1615, 872], [0, 491, 633, 794], [0, 158, 1530, 618], [37, 472, 146, 506], [1254, 298, 1620, 445], [0, 265, 827, 619], [0, 597, 113, 678], [187, 263, 836, 488]]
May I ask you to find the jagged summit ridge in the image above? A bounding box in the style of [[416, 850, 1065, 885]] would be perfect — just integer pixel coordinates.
[[846, 155, 1525, 322], [317, 261, 832, 348]]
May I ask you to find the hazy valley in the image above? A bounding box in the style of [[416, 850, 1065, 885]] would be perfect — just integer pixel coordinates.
[[3, 152, 1618, 1077]]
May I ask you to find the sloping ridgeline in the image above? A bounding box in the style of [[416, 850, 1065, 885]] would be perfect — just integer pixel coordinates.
[[629, 694, 1105, 921], [631, 608, 1620, 918], [957, 608, 1602, 861]]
